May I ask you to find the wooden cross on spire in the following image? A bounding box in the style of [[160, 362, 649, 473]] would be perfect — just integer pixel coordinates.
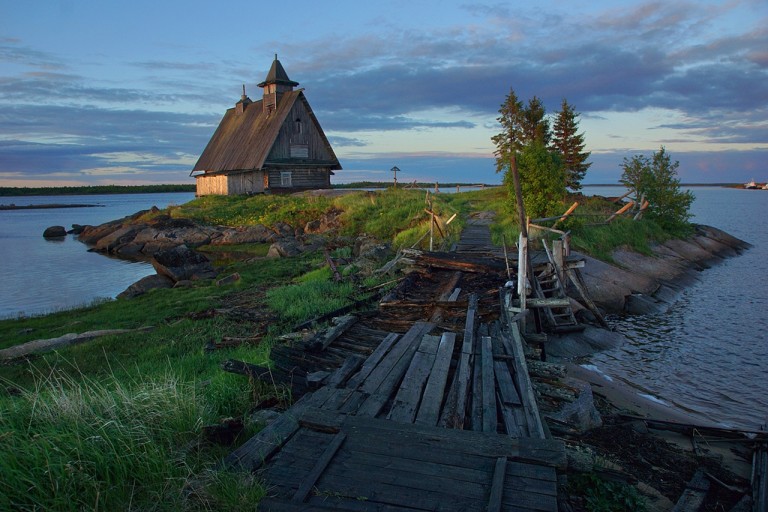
[[391, 166, 401, 189]]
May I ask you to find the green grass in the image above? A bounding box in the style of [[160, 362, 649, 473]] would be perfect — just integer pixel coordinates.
[[167, 194, 333, 227], [0, 367, 265, 511], [0, 253, 326, 509]]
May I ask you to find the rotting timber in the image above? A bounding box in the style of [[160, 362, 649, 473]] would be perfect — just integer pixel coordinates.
[[223, 218, 592, 511]]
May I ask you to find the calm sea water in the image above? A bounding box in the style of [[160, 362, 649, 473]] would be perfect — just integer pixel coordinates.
[[1, 187, 765, 428], [582, 185, 768, 430], [0, 193, 195, 319]]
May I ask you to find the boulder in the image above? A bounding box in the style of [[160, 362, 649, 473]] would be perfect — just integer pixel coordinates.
[[266, 238, 303, 258], [117, 274, 174, 299], [77, 218, 128, 244], [216, 273, 241, 286], [152, 245, 217, 282], [93, 225, 141, 252], [546, 326, 628, 361], [273, 222, 295, 238], [625, 293, 664, 315], [304, 209, 342, 234], [212, 225, 277, 245], [43, 226, 67, 238], [547, 378, 603, 433], [69, 224, 87, 235]]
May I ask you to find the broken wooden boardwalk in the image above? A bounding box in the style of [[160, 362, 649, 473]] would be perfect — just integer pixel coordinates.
[[227, 220, 568, 511]]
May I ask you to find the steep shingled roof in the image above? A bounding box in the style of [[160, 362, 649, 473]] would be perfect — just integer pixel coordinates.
[[191, 90, 341, 174]]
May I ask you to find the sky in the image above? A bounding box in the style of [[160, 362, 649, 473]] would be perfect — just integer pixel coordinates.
[[0, 0, 766, 187]]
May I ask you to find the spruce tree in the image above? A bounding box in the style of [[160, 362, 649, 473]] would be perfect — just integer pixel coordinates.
[[522, 96, 550, 146], [551, 99, 591, 191], [491, 88, 525, 174]]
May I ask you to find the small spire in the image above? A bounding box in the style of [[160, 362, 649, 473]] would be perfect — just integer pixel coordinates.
[[241, 84, 247, 101], [274, 53, 278, 61]]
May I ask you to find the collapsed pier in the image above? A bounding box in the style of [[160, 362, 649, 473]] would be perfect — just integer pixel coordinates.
[[224, 217, 590, 511]]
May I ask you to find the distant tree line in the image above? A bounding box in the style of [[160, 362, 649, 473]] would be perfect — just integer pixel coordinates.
[[0, 184, 196, 196]]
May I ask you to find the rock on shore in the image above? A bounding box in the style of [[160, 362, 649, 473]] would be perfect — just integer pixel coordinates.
[[577, 224, 751, 314]]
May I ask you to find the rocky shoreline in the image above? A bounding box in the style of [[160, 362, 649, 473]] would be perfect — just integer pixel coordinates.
[[63, 205, 752, 314]]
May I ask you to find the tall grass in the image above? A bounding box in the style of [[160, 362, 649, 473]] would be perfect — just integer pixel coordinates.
[[0, 368, 264, 511], [570, 217, 673, 261], [266, 278, 357, 324], [334, 189, 461, 247]]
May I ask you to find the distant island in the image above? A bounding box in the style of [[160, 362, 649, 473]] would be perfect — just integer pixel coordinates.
[[0, 184, 196, 196], [0, 182, 745, 197]]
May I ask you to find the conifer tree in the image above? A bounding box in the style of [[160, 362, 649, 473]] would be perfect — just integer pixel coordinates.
[[522, 96, 550, 146], [491, 88, 525, 174], [551, 99, 591, 190]]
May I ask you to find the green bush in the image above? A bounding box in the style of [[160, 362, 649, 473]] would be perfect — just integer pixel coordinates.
[[569, 473, 647, 512]]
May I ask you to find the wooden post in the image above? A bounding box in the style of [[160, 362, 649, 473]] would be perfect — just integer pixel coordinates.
[[606, 200, 634, 223], [553, 239, 565, 284], [510, 154, 527, 239], [552, 201, 579, 229], [510, 153, 531, 333], [429, 211, 434, 251]]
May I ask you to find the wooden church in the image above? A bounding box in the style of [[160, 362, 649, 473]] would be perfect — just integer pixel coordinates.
[[191, 56, 341, 196]]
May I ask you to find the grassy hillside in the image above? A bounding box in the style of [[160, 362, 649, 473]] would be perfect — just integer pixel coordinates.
[[0, 186, 689, 509]]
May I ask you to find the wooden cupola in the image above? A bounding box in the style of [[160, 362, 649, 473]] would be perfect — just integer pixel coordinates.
[[258, 54, 299, 114]]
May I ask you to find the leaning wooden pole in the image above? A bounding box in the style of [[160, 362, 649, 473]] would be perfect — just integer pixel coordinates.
[[510, 154, 527, 239], [509, 153, 532, 331]]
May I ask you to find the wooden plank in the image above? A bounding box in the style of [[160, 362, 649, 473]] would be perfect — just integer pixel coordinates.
[[224, 391, 319, 470], [498, 391, 521, 438], [487, 456, 507, 512], [494, 361, 522, 406], [336, 414, 566, 469], [318, 458, 492, 500], [305, 314, 358, 352], [753, 445, 768, 512], [311, 476, 483, 511], [338, 390, 367, 414], [525, 297, 571, 308], [360, 322, 433, 394], [388, 335, 440, 423], [447, 287, 462, 301], [415, 332, 457, 426], [345, 333, 400, 389], [257, 498, 347, 511], [326, 355, 365, 388], [481, 336, 497, 433], [507, 323, 547, 439], [292, 432, 347, 502], [471, 334, 483, 432], [312, 412, 565, 469], [357, 322, 436, 417]]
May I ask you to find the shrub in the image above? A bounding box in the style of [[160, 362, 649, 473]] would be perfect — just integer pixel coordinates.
[[620, 147, 693, 231]]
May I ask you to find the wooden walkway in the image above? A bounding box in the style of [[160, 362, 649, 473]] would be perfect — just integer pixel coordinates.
[[227, 220, 567, 511]]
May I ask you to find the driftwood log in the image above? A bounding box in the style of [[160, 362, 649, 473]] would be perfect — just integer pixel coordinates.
[[0, 327, 154, 360]]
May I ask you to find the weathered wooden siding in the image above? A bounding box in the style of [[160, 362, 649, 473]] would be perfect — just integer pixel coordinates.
[[268, 168, 331, 190], [266, 99, 335, 164], [196, 171, 265, 196]]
